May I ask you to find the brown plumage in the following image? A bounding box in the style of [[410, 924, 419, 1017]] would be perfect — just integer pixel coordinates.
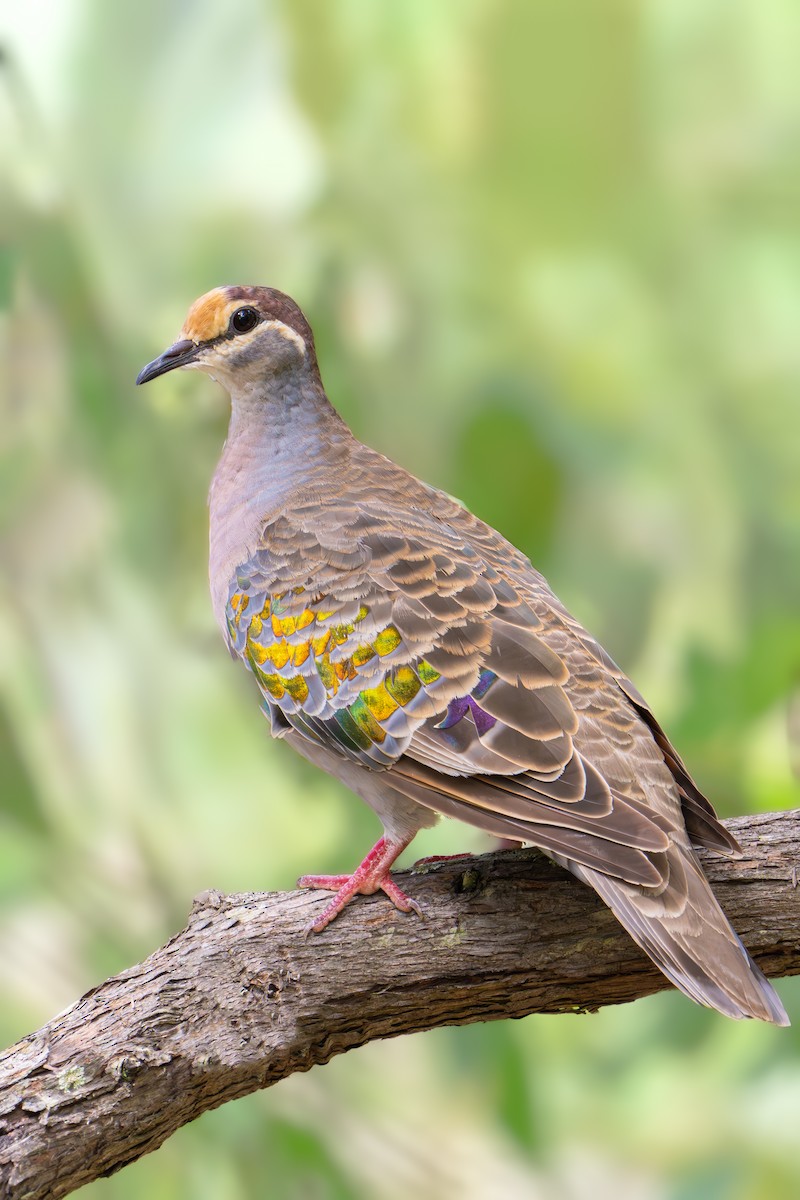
[[137, 286, 788, 1025]]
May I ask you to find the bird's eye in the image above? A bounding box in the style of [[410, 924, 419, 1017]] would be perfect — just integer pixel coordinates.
[[230, 307, 260, 334]]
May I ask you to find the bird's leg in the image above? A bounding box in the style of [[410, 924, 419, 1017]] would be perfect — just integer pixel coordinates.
[[413, 852, 475, 869], [414, 837, 524, 870], [299, 834, 422, 934]]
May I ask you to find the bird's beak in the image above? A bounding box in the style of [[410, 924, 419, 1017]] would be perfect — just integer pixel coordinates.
[[136, 338, 199, 385]]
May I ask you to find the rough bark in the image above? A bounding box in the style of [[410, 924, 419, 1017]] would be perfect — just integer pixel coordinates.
[[0, 809, 798, 1199]]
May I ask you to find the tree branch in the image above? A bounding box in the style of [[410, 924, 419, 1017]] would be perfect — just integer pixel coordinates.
[[1, 809, 798, 1199]]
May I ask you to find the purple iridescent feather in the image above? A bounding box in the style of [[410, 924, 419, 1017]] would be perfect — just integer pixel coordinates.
[[435, 668, 498, 736]]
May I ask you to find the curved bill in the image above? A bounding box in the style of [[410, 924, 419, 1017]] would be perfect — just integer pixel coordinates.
[[136, 338, 199, 385]]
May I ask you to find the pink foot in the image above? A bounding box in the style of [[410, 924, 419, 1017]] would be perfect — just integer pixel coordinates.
[[413, 852, 475, 869], [298, 834, 423, 934], [414, 838, 523, 870]]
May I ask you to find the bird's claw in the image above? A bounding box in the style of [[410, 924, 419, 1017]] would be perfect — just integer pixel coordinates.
[[298, 835, 424, 933]]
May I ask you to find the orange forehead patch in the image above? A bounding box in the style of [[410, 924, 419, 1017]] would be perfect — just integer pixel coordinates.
[[181, 288, 240, 343]]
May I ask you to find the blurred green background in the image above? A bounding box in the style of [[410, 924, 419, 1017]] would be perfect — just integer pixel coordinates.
[[2, 1, 799, 1196]]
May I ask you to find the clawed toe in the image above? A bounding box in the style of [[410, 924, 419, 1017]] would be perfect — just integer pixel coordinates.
[[380, 876, 425, 918], [297, 873, 352, 891], [299, 833, 423, 933]]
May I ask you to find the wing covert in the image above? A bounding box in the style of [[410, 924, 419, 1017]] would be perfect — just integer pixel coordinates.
[[223, 502, 678, 884]]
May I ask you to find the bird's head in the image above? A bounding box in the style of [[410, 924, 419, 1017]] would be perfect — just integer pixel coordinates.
[[136, 286, 317, 389]]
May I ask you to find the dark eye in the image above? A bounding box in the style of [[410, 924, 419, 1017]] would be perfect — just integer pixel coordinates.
[[230, 307, 260, 334]]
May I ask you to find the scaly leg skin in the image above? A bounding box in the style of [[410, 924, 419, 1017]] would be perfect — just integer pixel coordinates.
[[413, 852, 475, 870], [413, 838, 524, 871], [299, 834, 422, 934]]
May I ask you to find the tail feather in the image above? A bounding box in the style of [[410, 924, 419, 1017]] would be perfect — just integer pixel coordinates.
[[572, 846, 789, 1026]]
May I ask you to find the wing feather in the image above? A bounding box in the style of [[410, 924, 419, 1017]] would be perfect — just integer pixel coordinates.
[[220, 491, 786, 1022], [225, 517, 678, 872]]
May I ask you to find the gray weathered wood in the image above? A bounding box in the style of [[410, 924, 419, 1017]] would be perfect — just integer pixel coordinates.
[[0, 809, 797, 1199]]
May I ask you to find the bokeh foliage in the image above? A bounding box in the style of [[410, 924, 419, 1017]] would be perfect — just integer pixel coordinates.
[[1, 1, 799, 1197]]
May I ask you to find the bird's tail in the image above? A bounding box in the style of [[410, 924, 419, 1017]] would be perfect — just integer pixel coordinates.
[[572, 843, 789, 1025]]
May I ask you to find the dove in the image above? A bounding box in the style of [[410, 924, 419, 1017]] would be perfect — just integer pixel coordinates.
[[137, 285, 788, 1024]]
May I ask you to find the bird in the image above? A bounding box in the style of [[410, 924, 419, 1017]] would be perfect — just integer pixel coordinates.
[[137, 284, 788, 1025]]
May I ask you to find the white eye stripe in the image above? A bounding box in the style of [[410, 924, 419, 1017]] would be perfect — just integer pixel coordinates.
[[204, 317, 307, 360], [260, 318, 307, 355], [220, 316, 309, 352]]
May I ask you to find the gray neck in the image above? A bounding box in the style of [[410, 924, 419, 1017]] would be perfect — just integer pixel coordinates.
[[208, 367, 351, 630]]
